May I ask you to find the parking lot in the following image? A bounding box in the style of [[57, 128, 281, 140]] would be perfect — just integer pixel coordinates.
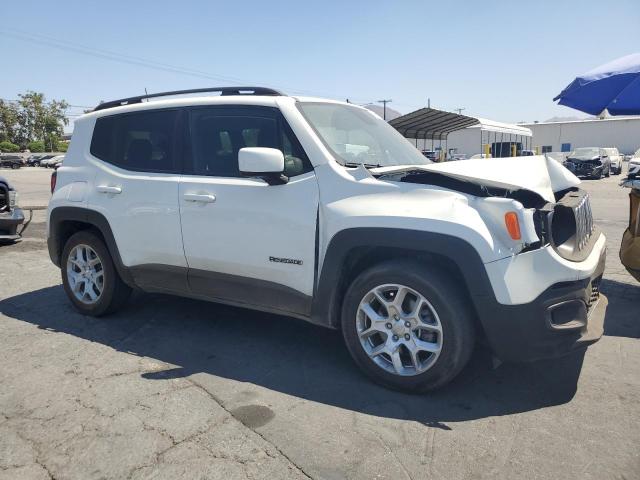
[[1, 167, 638, 479]]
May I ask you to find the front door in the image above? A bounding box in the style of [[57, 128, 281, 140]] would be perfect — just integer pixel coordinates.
[[179, 105, 319, 316]]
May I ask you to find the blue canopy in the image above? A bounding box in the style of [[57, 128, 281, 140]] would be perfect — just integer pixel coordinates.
[[554, 53, 640, 116]]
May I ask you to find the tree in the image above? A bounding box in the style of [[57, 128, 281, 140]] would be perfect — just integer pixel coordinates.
[[28, 140, 45, 153], [56, 142, 69, 153], [0, 100, 19, 144], [0, 92, 69, 150], [0, 141, 20, 153]]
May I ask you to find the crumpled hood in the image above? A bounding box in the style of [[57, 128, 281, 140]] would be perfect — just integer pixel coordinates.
[[374, 155, 580, 203]]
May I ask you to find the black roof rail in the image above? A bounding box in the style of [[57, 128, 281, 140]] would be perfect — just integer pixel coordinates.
[[94, 86, 284, 111]]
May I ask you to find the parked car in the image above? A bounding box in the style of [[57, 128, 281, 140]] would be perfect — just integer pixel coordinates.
[[0, 155, 23, 169], [628, 148, 640, 178], [469, 153, 492, 159], [420, 150, 438, 161], [520, 150, 535, 156], [603, 147, 623, 175], [0, 175, 25, 242], [51, 155, 65, 169], [563, 147, 611, 179], [42, 155, 64, 168], [27, 154, 54, 166], [47, 87, 607, 392]]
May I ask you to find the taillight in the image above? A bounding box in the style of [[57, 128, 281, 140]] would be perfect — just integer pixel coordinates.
[[50, 171, 57, 194], [504, 212, 522, 240]]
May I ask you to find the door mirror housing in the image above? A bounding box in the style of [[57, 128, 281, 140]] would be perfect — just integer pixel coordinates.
[[239, 147, 288, 185]]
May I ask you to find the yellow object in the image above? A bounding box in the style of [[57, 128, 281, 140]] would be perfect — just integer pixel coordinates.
[[534, 146, 540, 155], [511, 144, 517, 157], [620, 189, 640, 281], [484, 144, 490, 157]]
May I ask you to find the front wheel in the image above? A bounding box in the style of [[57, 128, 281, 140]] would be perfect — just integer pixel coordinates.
[[61, 231, 131, 316], [341, 260, 475, 392]]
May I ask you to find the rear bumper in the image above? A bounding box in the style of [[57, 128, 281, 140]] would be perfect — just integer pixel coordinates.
[[0, 207, 25, 240], [477, 246, 607, 362]]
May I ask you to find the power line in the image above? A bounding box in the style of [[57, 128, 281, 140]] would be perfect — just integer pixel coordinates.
[[0, 28, 373, 104]]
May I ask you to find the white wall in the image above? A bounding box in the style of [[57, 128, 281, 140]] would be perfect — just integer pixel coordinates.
[[409, 128, 532, 157], [524, 118, 640, 155]]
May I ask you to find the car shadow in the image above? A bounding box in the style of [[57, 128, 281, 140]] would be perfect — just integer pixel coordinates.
[[600, 278, 640, 339], [1, 285, 595, 425]]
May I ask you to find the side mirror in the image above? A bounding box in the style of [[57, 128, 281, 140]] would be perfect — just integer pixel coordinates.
[[238, 147, 288, 185]]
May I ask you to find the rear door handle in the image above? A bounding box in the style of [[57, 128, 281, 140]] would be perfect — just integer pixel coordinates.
[[96, 185, 122, 194], [183, 193, 216, 203]]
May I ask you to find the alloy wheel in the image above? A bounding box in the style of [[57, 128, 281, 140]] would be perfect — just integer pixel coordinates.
[[66, 244, 104, 304], [356, 284, 443, 376]]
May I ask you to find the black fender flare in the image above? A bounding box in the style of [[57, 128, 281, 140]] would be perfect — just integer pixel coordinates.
[[310, 228, 496, 328], [48, 206, 135, 286]]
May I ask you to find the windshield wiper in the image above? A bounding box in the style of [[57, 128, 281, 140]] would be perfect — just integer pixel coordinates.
[[343, 162, 383, 169]]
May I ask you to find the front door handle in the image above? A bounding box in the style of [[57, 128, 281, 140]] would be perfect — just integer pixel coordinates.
[[183, 193, 216, 203], [96, 185, 122, 194]]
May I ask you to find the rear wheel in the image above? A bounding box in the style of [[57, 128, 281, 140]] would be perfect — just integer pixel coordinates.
[[341, 260, 475, 392], [61, 231, 131, 316]]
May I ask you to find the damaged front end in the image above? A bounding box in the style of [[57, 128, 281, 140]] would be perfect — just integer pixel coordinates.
[[375, 156, 598, 261]]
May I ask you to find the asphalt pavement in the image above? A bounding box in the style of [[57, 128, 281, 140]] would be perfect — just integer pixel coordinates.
[[0, 167, 638, 480]]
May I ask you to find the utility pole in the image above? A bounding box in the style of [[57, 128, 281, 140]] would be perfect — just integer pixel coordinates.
[[454, 107, 466, 115], [377, 99, 392, 120]]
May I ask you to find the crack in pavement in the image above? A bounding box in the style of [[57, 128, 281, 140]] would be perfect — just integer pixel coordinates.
[[183, 376, 314, 480]]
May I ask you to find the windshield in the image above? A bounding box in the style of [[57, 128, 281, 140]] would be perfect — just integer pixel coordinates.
[[569, 147, 601, 159], [297, 102, 430, 167]]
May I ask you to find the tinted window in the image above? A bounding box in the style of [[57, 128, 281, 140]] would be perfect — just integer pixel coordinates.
[[90, 110, 179, 172], [189, 108, 312, 178]]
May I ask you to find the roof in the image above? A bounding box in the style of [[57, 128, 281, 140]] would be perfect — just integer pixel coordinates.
[[389, 108, 479, 140], [467, 117, 532, 136], [521, 116, 640, 127]]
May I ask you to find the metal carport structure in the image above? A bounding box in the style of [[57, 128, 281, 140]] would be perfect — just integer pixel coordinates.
[[389, 107, 533, 158], [388, 107, 479, 157]]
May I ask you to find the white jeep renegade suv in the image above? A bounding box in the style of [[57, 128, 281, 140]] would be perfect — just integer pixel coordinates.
[[47, 87, 607, 391]]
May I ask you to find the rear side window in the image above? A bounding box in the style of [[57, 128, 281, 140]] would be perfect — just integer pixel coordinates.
[[90, 110, 179, 172]]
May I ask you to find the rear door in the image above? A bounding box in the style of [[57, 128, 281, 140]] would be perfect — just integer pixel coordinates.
[[87, 109, 188, 292], [178, 105, 319, 316]]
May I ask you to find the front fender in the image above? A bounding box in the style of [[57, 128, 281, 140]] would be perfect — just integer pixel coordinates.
[[311, 228, 494, 328]]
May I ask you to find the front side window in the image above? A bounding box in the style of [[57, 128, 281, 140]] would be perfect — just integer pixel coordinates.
[[90, 109, 179, 172], [297, 102, 430, 168], [189, 107, 312, 178]]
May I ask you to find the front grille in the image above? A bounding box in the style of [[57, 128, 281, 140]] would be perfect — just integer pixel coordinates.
[[574, 194, 594, 251]]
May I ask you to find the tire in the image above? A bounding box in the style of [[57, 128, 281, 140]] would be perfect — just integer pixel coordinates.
[[341, 260, 475, 392], [11, 163, 18, 169], [34, 162, 40, 167], [61, 230, 131, 316]]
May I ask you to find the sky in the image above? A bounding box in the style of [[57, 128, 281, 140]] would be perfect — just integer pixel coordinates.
[[2, 0, 639, 132]]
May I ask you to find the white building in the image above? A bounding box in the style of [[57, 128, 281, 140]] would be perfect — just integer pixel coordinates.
[[522, 117, 640, 155], [444, 119, 532, 158]]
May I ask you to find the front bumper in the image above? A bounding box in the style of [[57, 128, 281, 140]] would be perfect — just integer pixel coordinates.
[[566, 163, 603, 178], [0, 207, 25, 241], [476, 245, 607, 362]]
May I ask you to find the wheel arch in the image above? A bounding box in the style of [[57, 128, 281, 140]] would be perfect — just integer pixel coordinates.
[[311, 228, 495, 330], [48, 206, 135, 286]]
